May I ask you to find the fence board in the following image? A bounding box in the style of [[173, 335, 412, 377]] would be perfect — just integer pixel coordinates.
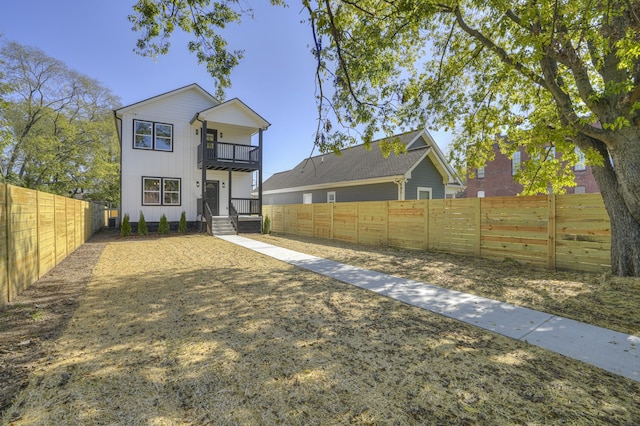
[[38, 192, 56, 278], [0, 185, 7, 306], [8, 186, 39, 301], [429, 199, 479, 255], [313, 204, 332, 239], [357, 201, 388, 246], [388, 200, 428, 249], [333, 203, 358, 243], [297, 205, 314, 237], [54, 195, 68, 264]]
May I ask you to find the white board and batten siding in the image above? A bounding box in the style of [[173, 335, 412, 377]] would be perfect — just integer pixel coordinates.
[[119, 87, 214, 223]]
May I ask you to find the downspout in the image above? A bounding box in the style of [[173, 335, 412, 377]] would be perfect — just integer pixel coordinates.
[[394, 177, 407, 201]]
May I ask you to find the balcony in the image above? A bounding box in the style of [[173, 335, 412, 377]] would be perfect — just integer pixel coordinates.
[[197, 141, 260, 172]]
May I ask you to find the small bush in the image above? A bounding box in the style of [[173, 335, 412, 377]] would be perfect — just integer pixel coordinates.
[[120, 214, 131, 237], [158, 213, 170, 235], [178, 211, 188, 234], [262, 215, 271, 234], [138, 211, 148, 236]]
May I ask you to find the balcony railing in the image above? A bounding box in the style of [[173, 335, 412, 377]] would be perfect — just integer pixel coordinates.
[[198, 141, 260, 171]]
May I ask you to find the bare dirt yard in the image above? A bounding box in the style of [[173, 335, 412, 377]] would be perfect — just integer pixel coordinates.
[[1, 230, 639, 425]]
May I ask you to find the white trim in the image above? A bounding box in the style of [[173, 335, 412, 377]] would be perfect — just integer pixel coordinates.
[[327, 191, 336, 203], [417, 186, 432, 200], [263, 175, 404, 195]]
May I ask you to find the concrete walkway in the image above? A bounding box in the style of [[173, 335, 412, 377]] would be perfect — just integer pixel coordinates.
[[217, 235, 640, 382]]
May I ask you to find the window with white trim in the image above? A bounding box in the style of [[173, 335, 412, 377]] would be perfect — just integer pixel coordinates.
[[327, 191, 336, 203], [142, 177, 181, 206], [477, 190, 485, 198], [134, 120, 173, 151], [417, 187, 432, 200], [477, 166, 485, 179], [575, 147, 586, 171], [512, 151, 521, 175]]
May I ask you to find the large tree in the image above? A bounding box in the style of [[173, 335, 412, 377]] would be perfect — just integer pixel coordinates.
[[0, 41, 120, 203], [130, 0, 640, 276]]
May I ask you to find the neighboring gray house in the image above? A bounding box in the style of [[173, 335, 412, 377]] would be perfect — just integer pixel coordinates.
[[262, 129, 463, 205]]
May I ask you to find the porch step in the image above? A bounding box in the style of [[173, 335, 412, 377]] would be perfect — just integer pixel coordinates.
[[209, 216, 236, 235]]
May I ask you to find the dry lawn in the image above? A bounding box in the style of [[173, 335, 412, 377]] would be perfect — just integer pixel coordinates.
[[1, 232, 639, 425]]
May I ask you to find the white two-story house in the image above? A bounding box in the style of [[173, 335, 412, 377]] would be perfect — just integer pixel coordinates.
[[114, 84, 269, 234]]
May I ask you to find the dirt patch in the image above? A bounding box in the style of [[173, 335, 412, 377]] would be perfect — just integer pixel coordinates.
[[1, 232, 639, 424], [250, 234, 640, 336], [0, 230, 116, 417]]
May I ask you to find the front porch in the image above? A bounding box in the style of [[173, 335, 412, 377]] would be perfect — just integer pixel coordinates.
[[198, 197, 262, 235]]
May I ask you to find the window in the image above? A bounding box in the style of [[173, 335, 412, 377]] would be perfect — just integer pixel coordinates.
[[417, 187, 432, 200], [477, 190, 485, 198], [303, 193, 312, 204], [163, 178, 181, 205], [477, 167, 485, 179], [133, 120, 173, 151], [142, 177, 181, 206], [574, 186, 586, 194], [512, 151, 521, 175], [575, 147, 586, 171], [327, 191, 336, 203]]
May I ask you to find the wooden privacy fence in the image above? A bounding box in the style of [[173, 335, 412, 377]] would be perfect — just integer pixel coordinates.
[[1, 184, 106, 306], [263, 194, 611, 273]]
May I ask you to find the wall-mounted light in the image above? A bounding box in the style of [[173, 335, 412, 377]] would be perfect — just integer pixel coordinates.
[[196, 181, 200, 188]]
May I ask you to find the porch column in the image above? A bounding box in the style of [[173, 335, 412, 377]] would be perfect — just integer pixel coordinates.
[[258, 128, 263, 215], [228, 166, 232, 217], [201, 120, 207, 214]]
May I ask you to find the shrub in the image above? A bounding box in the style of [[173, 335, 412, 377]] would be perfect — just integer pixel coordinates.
[[138, 211, 148, 236], [178, 211, 188, 234], [158, 213, 170, 235], [120, 214, 131, 237], [262, 215, 271, 234]]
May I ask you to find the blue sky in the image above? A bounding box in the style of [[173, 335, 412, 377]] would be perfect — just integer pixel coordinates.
[[1, 0, 452, 179]]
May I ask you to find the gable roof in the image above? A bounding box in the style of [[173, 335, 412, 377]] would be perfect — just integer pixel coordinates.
[[264, 129, 461, 192], [192, 97, 270, 130], [114, 83, 217, 114]]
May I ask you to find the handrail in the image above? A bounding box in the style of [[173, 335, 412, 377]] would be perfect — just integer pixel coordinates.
[[229, 203, 239, 233], [204, 201, 214, 235]]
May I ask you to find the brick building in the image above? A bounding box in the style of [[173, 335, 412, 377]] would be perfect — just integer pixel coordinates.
[[464, 143, 599, 198]]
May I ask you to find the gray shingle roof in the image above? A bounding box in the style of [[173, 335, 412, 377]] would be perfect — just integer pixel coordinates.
[[263, 130, 430, 191]]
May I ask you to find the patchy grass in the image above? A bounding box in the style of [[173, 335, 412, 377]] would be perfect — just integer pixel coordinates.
[[1, 233, 639, 425], [250, 234, 640, 336]]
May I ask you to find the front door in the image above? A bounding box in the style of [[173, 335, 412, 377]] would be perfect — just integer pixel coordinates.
[[205, 180, 219, 216]]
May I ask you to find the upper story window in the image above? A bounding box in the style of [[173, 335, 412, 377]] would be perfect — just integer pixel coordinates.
[[575, 147, 586, 171], [134, 120, 173, 152], [512, 151, 521, 175], [477, 166, 485, 179], [327, 191, 336, 203]]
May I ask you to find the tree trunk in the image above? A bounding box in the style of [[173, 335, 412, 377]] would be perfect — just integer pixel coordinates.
[[587, 139, 640, 277]]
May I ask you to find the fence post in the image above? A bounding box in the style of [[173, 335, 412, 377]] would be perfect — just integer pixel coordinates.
[[475, 197, 482, 257], [547, 194, 556, 269]]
